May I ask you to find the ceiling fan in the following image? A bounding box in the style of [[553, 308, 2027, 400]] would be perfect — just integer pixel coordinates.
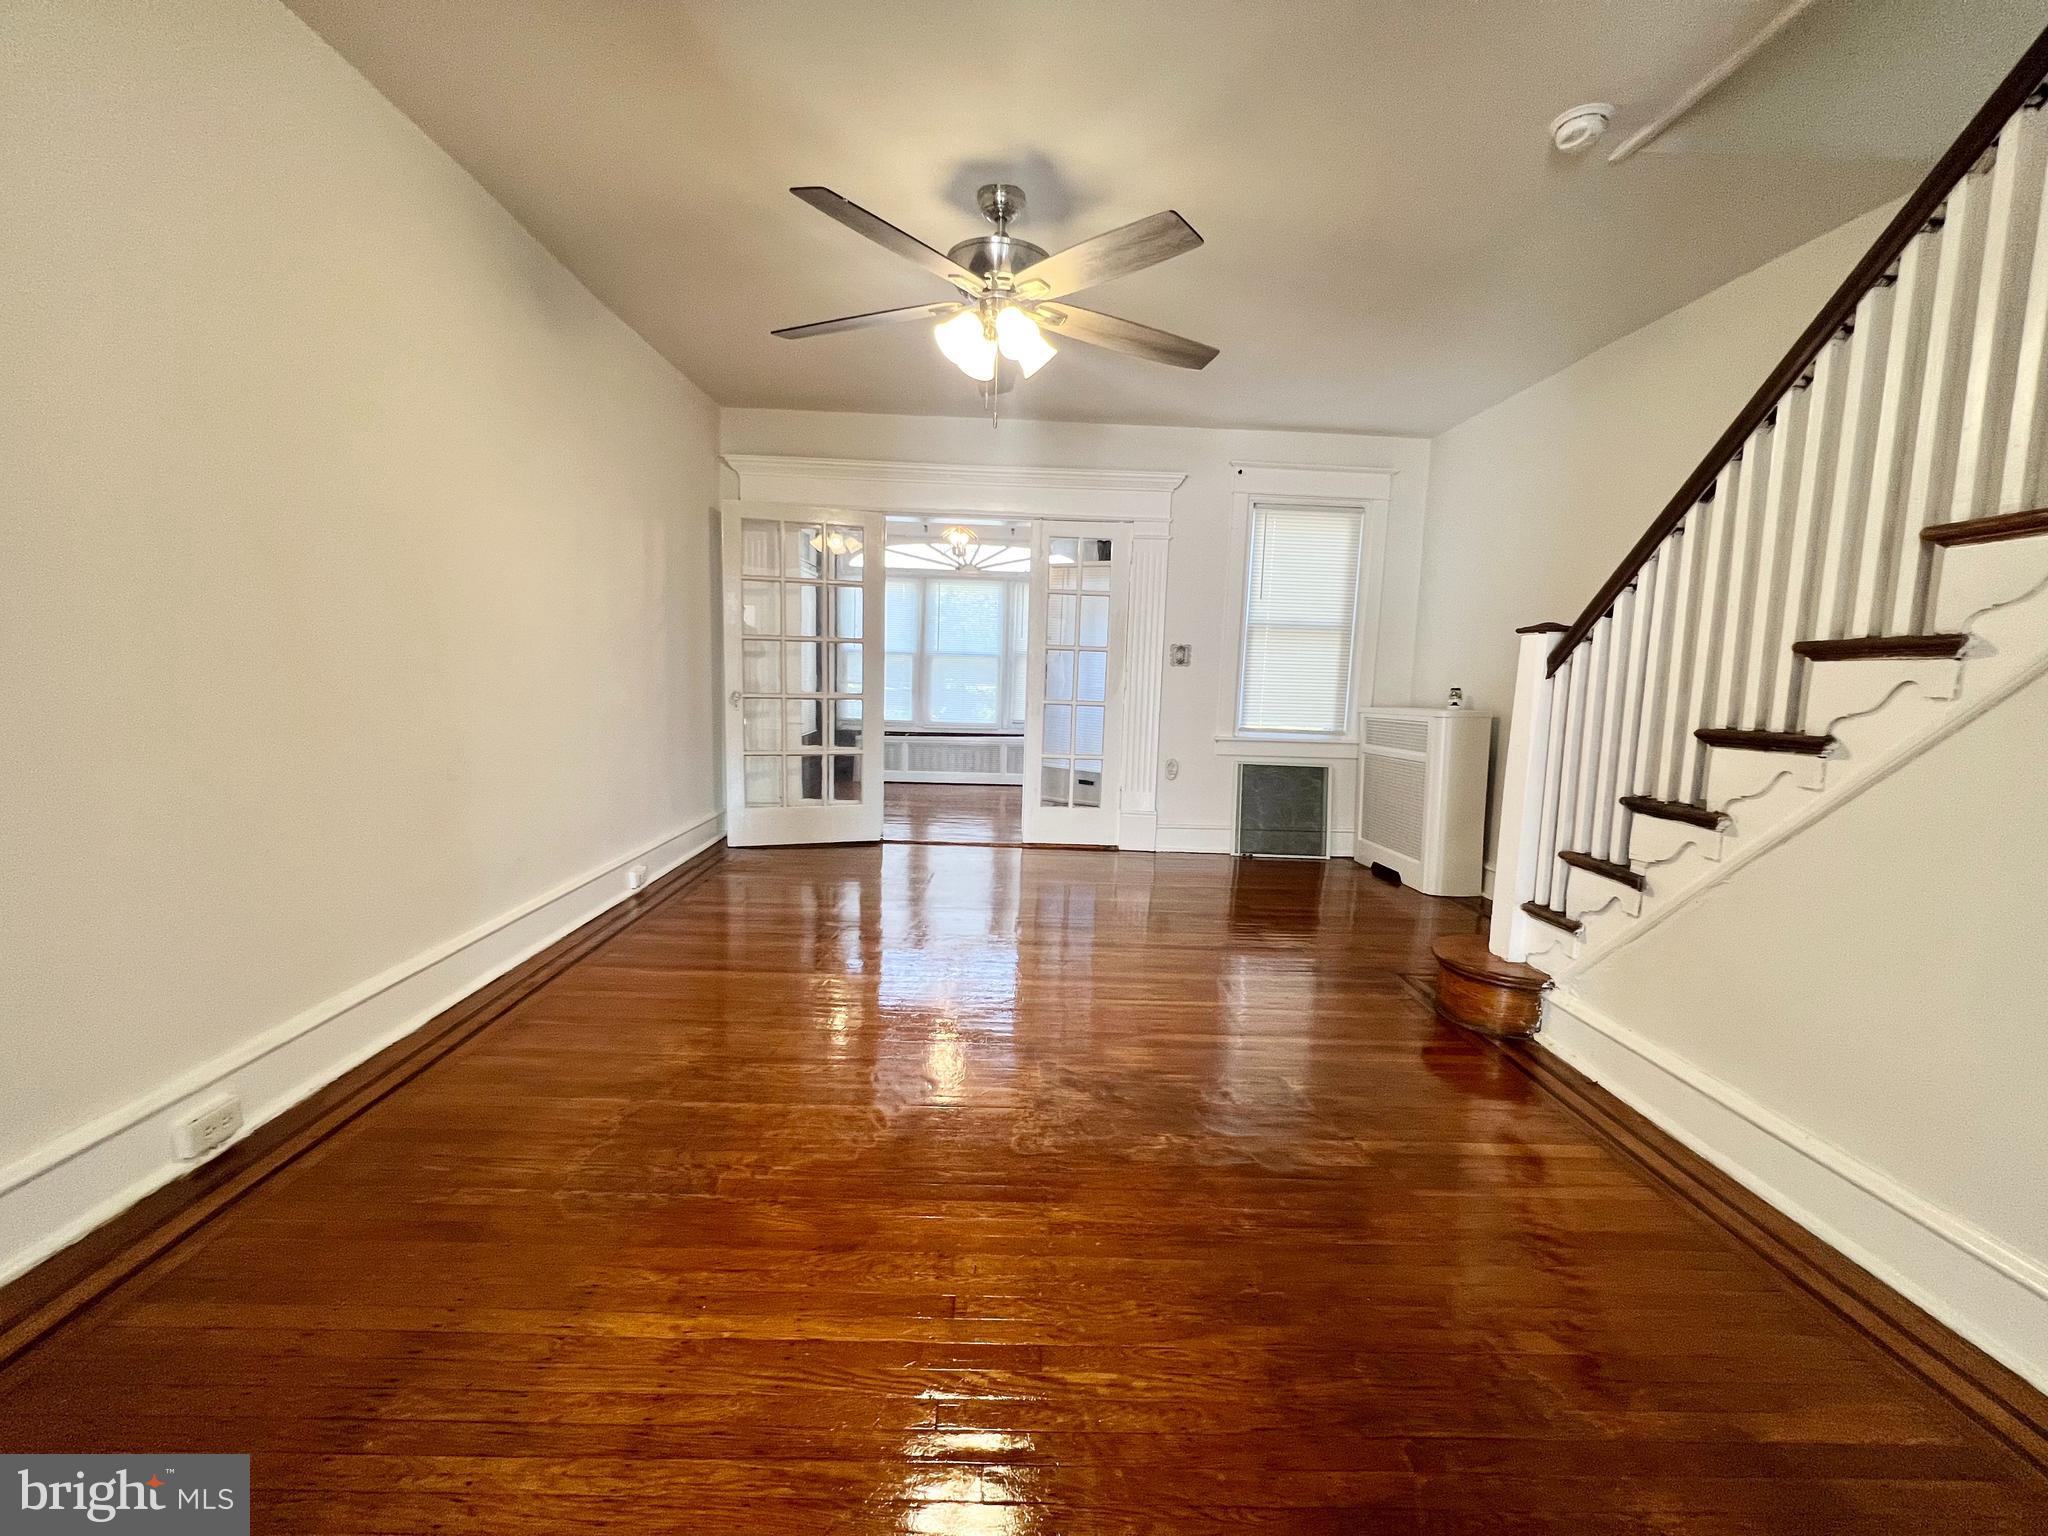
[[773, 183, 1218, 393]]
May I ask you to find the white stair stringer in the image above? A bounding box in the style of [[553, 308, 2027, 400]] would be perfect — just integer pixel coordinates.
[[1543, 549, 2048, 986]]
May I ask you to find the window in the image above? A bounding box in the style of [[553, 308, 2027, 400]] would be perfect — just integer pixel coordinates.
[[881, 574, 1028, 730], [1236, 502, 1364, 735], [884, 578, 918, 723]]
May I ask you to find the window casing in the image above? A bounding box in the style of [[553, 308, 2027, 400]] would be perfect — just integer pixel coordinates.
[[1235, 502, 1365, 735], [883, 574, 1029, 731]]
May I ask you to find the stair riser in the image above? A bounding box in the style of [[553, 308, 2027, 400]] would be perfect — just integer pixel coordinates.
[[1802, 656, 1963, 733], [1561, 864, 1644, 922], [1629, 816, 1724, 869], [1703, 748, 1827, 812], [1931, 534, 2048, 633]]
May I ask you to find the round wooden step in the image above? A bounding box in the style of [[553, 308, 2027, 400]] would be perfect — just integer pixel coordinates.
[[1431, 933, 1548, 1039]]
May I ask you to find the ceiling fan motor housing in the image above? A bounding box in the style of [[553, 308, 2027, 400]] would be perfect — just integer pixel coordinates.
[[949, 184, 1044, 283]]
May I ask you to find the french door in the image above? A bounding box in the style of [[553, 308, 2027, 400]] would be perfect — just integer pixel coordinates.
[[1021, 521, 1125, 845], [720, 503, 886, 846]]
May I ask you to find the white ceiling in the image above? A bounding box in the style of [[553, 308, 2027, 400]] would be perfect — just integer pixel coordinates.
[[285, 0, 2043, 436]]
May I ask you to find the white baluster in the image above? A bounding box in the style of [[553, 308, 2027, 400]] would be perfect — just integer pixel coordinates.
[[1814, 282, 1898, 641], [1548, 650, 1589, 900], [1713, 433, 1771, 728], [1610, 555, 1660, 865], [1592, 588, 1635, 861], [1681, 463, 1743, 800], [1892, 166, 1993, 631], [1852, 225, 1942, 636], [1774, 331, 1852, 727], [1660, 504, 1708, 802], [2001, 105, 2048, 512], [1947, 107, 2048, 529], [1743, 389, 1811, 728], [1633, 534, 1683, 803], [1571, 618, 1612, 859]]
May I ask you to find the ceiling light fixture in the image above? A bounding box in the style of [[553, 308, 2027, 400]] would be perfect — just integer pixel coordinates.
[[933, 309, 997, 381], [993, 305, 1056, 378], [939, 525, 980, 564], [775, 182, 1214, 419]]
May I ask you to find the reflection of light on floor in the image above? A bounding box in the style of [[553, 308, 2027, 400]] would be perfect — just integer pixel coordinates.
[[823, 1000, 854, 1060], [903, 1430, 1032, 1458], [925, 1016, 968, 1104], [904, 1501, 1022, 1536], [899, 1469, 981, 1504]]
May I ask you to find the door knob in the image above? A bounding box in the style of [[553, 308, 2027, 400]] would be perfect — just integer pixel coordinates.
[[729, 690, 741, 708]]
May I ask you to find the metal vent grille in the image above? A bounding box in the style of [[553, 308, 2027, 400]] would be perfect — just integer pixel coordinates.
[[1237, 763, 1329, 858], [1364, 715, 1429, 754], [1360, 751, 1427, 859]]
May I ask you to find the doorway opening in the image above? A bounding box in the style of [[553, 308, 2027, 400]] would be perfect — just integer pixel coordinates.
[[877, 516, 1030, 846]]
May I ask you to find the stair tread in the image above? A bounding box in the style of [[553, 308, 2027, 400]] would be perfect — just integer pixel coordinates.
[[1695, 727, 1835, 754], [1791, 633, 1969, 661], [1619, 794, 1727, 830], [1521, 900, 1583, 936], [1558, 850, 1646, 890], [1920, 506, 2048, 547]]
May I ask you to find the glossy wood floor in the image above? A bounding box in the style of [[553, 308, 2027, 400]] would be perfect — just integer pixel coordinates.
[[884, 782, 1023, 845], [3, 846, 2043, 1532]]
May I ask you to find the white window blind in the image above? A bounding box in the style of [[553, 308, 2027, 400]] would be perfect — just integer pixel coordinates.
[[1237, 502, 1364, 734]]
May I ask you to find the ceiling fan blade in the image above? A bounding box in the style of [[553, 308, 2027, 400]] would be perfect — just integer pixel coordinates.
[[1029, 303, 1218, 370], [773, 301, 965, 340], [1010, 211, 1202, 300], [789, 187, 981, 295]]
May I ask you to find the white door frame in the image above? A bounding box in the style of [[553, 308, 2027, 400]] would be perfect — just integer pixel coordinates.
[[722, 456, 1184, 851]]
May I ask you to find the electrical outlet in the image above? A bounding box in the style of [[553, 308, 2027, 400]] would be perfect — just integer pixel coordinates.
[[172, 1094, 243, 1161], [625, 863, 649, 892]]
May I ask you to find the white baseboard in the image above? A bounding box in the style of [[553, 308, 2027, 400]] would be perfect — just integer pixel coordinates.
[[1117, 810, 1158, 852], [0, 810, 725, 1288], [1540, 988, 2048, 1392], [1156, 824, 1233, 855]]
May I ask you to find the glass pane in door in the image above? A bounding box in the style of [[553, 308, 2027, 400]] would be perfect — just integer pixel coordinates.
[[1037, 534, 1113, 810]]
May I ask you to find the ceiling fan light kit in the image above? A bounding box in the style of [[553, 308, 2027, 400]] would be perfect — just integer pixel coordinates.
[[774, 180, 1217, 417]]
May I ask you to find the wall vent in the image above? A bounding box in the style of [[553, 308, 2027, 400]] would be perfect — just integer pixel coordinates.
[[1236, 763, 1329, 859]]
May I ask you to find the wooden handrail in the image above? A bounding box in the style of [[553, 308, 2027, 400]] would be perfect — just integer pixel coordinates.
[[1547, 21, 2048, 675]]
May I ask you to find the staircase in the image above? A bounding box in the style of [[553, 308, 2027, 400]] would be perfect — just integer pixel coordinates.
[[1489, 27, 2048, 980]]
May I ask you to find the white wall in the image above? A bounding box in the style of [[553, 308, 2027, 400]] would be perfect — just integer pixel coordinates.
[[0, 0, 723, 1277], [1415, 203, 1899, 840], [1555, 668, 2048, 1387], [718, 410, 1431, 852]]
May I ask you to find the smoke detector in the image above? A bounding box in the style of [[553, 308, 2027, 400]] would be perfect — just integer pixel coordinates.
[[1549, 103, 1614, 154]]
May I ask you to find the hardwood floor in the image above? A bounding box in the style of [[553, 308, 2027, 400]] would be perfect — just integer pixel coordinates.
[[2, 845, 2043, 1532], [884, 781, 1023, 844]]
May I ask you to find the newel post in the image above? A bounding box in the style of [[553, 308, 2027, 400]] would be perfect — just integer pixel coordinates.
[[1487, 624, 1566, 963]]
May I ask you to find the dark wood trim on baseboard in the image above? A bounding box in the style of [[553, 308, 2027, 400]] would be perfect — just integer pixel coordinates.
[[0, 841, 729, 1371], [1497, 1038, 2048, 1480]]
